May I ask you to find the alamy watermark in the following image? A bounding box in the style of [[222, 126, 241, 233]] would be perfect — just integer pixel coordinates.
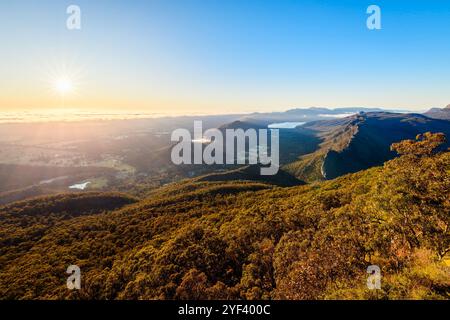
[[171, 121, 280, 175], [63, 4, 380, 32], [66, 265, 81, 290], [367, 5, 382, 30], [67, 5, 81, 30], [367, 265, 381, 290]]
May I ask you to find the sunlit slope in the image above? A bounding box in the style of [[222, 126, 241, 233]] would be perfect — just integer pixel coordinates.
[[0, 192, 138, 272]]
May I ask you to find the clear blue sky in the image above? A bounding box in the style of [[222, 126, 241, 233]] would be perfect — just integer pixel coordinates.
[[0, 0, 449, 114]]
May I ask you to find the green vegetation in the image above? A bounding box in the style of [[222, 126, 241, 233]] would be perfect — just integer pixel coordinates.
[[0, 192, 138, 273], [0, 133, 448, 300]]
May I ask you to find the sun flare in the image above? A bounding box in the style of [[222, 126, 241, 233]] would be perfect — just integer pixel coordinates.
[[54, 78, 73, 95]]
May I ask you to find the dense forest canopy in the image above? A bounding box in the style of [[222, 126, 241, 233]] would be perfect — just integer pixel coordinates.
[[0, 133, 448, 300]]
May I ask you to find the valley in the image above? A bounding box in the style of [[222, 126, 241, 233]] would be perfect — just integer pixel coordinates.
[[0, 107, 449, 205], [0, 107, 449, 300]]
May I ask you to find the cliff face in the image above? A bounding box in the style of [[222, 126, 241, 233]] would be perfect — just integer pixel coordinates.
[[310, 113, 450, 180]]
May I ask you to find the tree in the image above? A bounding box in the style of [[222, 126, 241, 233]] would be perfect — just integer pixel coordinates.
[[391, 132, 446, 157]]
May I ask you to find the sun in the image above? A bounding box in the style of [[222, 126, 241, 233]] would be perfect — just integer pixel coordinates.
[[42, 59, 83, 101], [54, 78, 73, 95]]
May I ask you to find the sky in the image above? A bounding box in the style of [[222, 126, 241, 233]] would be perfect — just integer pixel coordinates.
[[0, 0, 449, 115]]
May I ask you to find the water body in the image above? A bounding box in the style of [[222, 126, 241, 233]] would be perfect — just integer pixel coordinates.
[[318, 113, 356, 118], [268, 122, 306, 129], [69, 182, 91, 190]]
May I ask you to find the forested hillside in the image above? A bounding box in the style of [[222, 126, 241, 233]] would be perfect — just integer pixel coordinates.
[[0, 133, 448, 300]]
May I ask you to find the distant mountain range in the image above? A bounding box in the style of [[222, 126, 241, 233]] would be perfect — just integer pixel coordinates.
[[424, 105, 450, 120], [238, 107, 400, 125]]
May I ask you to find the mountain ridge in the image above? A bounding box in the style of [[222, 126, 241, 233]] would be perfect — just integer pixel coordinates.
[[285, 112, 450, 181]]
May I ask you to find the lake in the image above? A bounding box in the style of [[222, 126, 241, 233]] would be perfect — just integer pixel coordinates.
[[69, 182, 91, 190], [268, 122, 306, 129]]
